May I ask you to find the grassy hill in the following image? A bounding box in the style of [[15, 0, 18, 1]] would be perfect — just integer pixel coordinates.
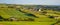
[[0, 4, 60, 25], [0, 8, 35, 19]]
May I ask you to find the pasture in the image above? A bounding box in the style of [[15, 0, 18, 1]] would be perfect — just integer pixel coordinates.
[[0, 4, 60, 25], [0, 21, 55, 25]]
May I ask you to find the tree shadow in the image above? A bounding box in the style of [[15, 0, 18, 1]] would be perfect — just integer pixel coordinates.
[[25, 13, 38, 18]]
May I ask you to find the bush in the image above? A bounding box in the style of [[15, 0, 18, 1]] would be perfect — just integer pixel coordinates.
[[0, 16, 4, 21], [41, 11, 47, 15], [8, 17, 18, 21], [48, 15, 54, 19], [4, 18, 9, 21], [28, 18, 34, 21]]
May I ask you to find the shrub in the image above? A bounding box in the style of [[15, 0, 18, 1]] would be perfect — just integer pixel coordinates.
[[0, 16, 4, 21], [28, 18, 34, 21], [48, 15, 54, 19], [8, 17, 18, 21], [4, 18, 9, 21], [41, 11, 47, 15]]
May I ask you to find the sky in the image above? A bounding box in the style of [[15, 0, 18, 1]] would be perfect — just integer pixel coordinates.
[[0, 0, 60, 5]]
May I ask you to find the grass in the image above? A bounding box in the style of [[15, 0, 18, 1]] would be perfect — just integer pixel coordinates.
[[0, 4, 60, 25], [0, 8, 35, 18], [0, 21, 55, 25], [0, 8, 56, 25]]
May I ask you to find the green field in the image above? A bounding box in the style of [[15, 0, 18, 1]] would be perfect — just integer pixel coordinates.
[[0, 8, 57, 25], [0, 4, 60, 25], [0, 21, 55, 25], [0, 8, 35, 18]]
